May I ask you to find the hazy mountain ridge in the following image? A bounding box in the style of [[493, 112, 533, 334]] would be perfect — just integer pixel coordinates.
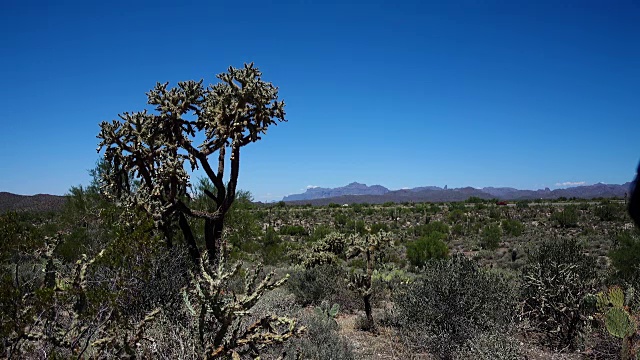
[[283, 182, 633, 205], [283, 182, 390, 201], [0, 192, 67, 213]]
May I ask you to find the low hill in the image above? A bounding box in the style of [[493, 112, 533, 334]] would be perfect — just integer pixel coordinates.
[[0, 192, 67, 213]]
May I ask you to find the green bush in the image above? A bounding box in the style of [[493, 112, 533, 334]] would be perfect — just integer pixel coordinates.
[[369, 222, 389, 234], [595, 202, 623, 221], [501, 219, 524, 237], [393, 255, 517, 359], [406, 232, 449, 268], [281, 309, 354, 360], [412, 221, 449, 237], [481, 223, 502, 250], [551, 205, 579, 228], [279, 225, 308, 236], [261, 226, 287, 265], [286, 264, 358, 310], [520, 238, 598, 350], [609, 231, 640, 283]]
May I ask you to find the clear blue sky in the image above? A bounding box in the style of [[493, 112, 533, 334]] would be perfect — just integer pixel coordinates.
[[1, 0, 638, 202]]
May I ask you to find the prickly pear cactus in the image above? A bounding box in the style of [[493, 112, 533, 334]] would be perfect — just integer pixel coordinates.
[[605, 307, 636, 339], [596, 286, 640, 360]]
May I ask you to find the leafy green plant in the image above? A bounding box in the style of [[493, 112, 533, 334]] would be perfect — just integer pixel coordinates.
[[481, 223, 502, 250], [406, 232, 449, 268], [501, 219, 524, 237], [609, 231, 640, 283]]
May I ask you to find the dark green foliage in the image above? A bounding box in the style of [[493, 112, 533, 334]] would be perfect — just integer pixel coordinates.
[[393, 255, 517, 359], [501, 219, 524, 237], [595, 201, 623, 221], [466, 196, 485, 204], [412, 221, 449, 237], [406, 232, 449, 268], [451, 223, 465, 236], [551, 205, 579, 228], [609, 231, 640, 283], [448, 209, 466, 224], [286, 264, 357, 310], [310, 225, 333, 242], [481, 223, 502, 250], [489, 208, 502, 220], [516, 200, 530, 208], [279, 225, 308, 236], [520, 238, 598, 350], [369, 222, 389, 234], [261, 226, 286, 265]]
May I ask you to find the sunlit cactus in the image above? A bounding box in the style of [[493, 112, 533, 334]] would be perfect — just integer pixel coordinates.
[[97, 63, 286, 264]]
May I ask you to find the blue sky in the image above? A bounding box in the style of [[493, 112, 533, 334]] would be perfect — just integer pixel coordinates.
[[1, 0, 638, 202]]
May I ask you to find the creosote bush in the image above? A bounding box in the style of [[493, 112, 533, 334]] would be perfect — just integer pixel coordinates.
[[406, 232, 449, 268], [393, 255, 517, 359]]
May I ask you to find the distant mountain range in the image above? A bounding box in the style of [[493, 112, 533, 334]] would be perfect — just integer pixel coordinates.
[[0, 192, 67, 213], [282, 182, 633, 205]]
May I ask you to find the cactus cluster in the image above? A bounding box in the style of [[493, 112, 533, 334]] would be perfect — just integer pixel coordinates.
[[182, 246, 304, 359], [596, 286, 639, 360]]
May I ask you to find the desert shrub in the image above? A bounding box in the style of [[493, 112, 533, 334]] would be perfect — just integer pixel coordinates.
[[279, 225, 308, 237], [595, 201, 623, 221], [412, 221, 449, 237], [489, 208, 502, 220], [501, 219, 524, 237], [393, 255, 517, 359], [448, 209, 466, 224], [310, 225, 333, 242], [286, 264, 357, 310], [609, 231, 640, 284], [369, 222, 389, 234], [520, 238, 599, 350], [481, 223, 502, 250], [551, 205, 579, 228], [451, 223, 464, 236], [516, 200, 530, 208], [261, 227, 287, 265], [281, 309, 354, 360], [406, 232, 449, 268], [454, 332, 522, 360]]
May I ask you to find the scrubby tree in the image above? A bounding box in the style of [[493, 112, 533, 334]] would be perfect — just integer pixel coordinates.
[[97, 63, 286, 264]]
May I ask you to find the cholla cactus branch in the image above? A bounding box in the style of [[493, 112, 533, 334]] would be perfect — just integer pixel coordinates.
[[183, 248, 301, 359], [97, 63, 286, 264]]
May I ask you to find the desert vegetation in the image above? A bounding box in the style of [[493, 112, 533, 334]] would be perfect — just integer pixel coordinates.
[[2, 64, 639, 359]]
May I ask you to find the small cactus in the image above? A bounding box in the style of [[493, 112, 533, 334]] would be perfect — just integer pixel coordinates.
[[596, 286, 640, 360], [605, 307, 636, 339], [315, 301, 340, 320]]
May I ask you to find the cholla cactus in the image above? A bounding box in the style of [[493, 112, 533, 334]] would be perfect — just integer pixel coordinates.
[[97, 63, 286, 264], [182, 245, 303, 359], [596, 286, 640, 360], [292, 232, 346, 268], [346, 231, 391, 331]]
